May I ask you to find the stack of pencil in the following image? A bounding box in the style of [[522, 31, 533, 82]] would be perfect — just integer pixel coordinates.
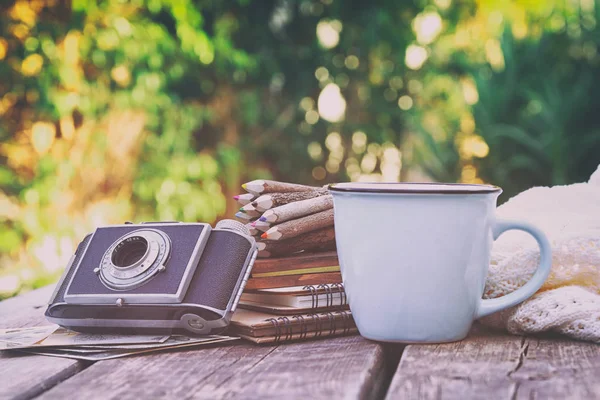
[[229, 180, 356, 344], [233, 179, 335, 259]]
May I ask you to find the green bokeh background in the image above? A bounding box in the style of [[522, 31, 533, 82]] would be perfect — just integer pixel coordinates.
[[0, 0, 599, 298]]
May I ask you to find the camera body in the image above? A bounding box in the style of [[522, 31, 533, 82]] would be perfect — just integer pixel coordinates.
[[46, 220, 257, 335]]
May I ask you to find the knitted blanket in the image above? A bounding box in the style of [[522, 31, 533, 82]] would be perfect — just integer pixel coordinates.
[[481, 164, 600, 342]]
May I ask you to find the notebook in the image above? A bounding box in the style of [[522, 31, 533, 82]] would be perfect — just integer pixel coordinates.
[[244, 272, 342, 290], [251, 251, 339, 277], [229, 308, 356, 344], [240, 283, 348, 314]]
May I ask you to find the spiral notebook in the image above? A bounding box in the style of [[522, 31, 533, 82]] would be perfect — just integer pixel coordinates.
[[239, 283, 348, 314], [230, 308, 356, 344]]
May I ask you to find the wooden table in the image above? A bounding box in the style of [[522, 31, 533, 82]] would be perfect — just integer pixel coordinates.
[[1, 286, 598, 400]]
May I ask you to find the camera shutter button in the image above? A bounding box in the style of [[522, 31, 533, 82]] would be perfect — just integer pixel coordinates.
[[116, 298, 124, 307]]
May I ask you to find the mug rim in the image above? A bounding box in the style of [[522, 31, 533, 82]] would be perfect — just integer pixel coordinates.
[[328, 182, 502, 195]]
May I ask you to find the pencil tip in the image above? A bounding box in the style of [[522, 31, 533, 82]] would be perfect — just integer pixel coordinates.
[[260, 232, 267, 239], [241, 183, 247, 190], [233, 195, 239, 200], [238, 208, 246, 213], [259, 216, 266, 222], [251, 221, 257, 227]]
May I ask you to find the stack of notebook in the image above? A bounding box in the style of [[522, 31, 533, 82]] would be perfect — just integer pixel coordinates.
[[230, 251, 357, 344], [243, 251, 342, 290]]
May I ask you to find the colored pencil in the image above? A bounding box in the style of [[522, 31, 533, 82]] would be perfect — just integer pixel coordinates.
[[247, 223, 260, 237], [260, 195, 333, 224], [238, 204, 261, 218], [251, 220, 271, 232], [256, 226, 336, 258], [251, 190, 328, 212], [261, 209, 334, 241], [235, 211, 253, 221], [233, 193, 256, 206], [242, 180, 319, 196]]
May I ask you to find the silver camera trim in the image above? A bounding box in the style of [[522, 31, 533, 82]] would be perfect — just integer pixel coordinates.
[[63, 223, 211, 305], [98, 229, 172, 290]]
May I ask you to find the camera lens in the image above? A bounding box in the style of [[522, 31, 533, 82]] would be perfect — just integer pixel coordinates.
[[111, 236, 148, 268], [99, 229, 171, 290]]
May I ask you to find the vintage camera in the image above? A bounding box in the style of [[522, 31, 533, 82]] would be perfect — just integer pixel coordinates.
[[46, 220, 257, 335]]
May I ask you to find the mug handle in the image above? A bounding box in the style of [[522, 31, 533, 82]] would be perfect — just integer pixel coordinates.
[[475, 219, 552, 319]]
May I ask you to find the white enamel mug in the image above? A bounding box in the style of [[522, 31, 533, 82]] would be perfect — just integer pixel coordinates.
[[329, 183, 552, 343]]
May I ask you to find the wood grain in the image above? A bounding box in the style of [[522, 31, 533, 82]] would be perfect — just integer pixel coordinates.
[[245, 271, 342, 290], [250, 251, 339, 275], [3, 286, 599, 400], [386, 324, 600, 400], [262, 208, 333, 241], [37, 335, 389, 400], [260, 194, 332, 222], [0, 286, 88, 400]]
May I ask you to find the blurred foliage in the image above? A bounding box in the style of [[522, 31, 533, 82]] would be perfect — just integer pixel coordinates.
[[406, 0, 600, 201], [0, 0, 599, 298]]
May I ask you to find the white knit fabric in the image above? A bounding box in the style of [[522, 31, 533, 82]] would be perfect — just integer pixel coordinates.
[[480, 164, 600, 342]]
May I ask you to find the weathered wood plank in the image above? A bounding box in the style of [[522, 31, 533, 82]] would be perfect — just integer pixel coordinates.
[[386, 324, 600, 400], [0, 286, 88, 400], [37, 335, 389, 400]]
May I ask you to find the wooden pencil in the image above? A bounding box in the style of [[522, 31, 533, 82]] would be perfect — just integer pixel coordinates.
[[235, 211, 254, 221], [260, 195, 333, 224], [251, 220, 271, 232], [251, 190, 328, 212], [233, 193, 256, 206], [247, 223, 260, 237], [238, 204, 261, 218], [256, 226, 336, 258], [261, 208, 334, 241], [242, 180, 319, 196]]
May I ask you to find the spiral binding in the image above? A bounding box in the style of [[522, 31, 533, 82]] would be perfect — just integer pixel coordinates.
[[266, 310, 353, 344], [302, 283, 347, 310]]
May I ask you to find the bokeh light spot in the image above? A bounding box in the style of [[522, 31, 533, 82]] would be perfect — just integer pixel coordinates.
[[308, 142, 323, 160], [434, 0, 452, 10], [412, 11, 443, 45], [21, 54, 44, 76], [312, 166, 327, 180], [31, 122, 56, 154], [345, 55, 359, 69], [405, 45, 428, 70], [305, 109, 320, 124], [325, 131, 342, 151], [317, 20, 342, 49], [315, 66, 329, 82], [461, 77, 479, 105], [300, 97, 315, 111], [398, 95, 413, 110], [318, 83, 346, 122], [326, 159, 340, 173]]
